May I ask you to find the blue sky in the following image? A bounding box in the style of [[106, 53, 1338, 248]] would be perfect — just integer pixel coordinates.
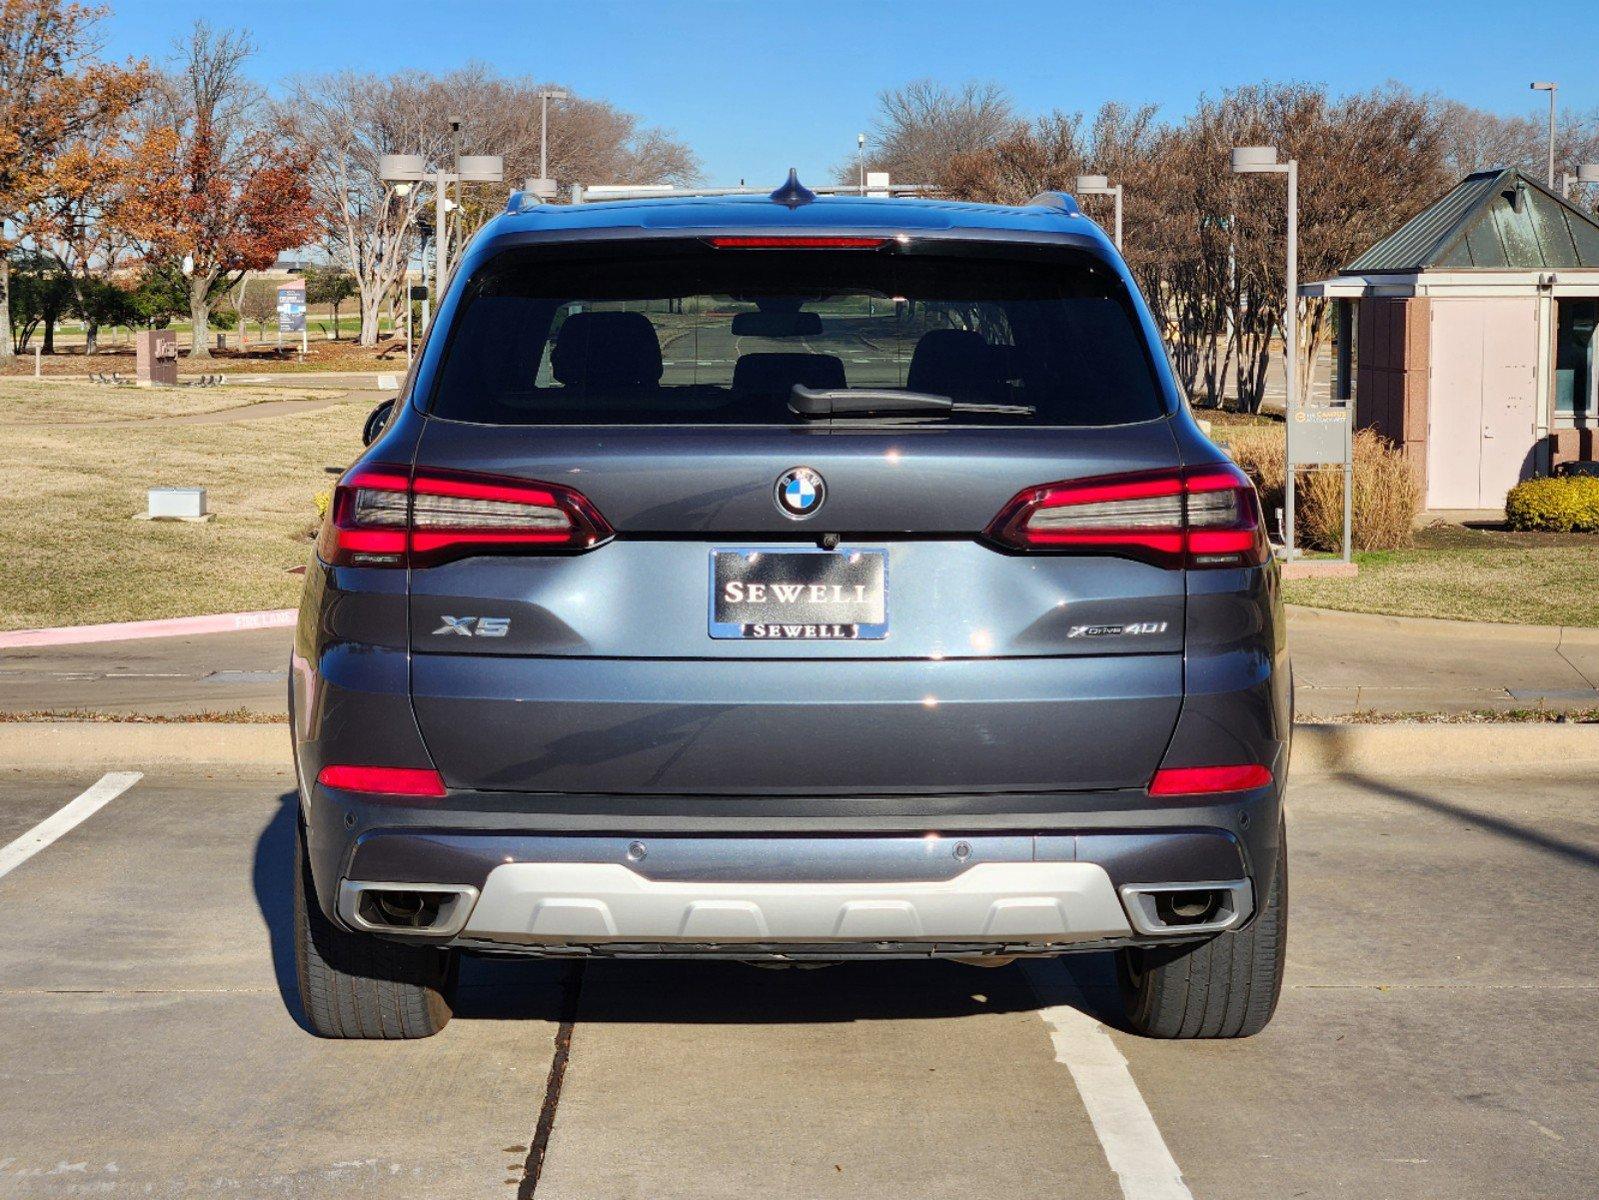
[[104, 0, 1597, 186]]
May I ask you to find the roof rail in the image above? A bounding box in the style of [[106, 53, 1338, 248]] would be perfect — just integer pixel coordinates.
[[1027, 192, 1082, 216], [566, 182, 941, 204]]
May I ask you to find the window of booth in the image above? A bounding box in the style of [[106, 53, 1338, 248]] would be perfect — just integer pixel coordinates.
[[1555, 299, 1597, 424]]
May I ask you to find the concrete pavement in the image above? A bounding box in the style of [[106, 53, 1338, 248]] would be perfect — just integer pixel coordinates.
[[1289, 605, 1599, 716], [0, 761, 1594, 1198], [2, 606, 1596, 720]]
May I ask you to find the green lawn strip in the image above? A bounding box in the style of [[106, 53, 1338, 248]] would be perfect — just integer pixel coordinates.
[[1284, 525, 1599, 627]]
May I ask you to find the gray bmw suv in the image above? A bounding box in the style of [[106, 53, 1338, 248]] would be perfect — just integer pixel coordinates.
[[291, 175, 1290, 1040]]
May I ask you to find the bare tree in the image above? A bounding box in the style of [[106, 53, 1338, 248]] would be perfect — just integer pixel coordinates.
[[1171, 83, 1447, 411], [237, 276, 276, 344], [849, 80, 1019, 185], [290, 65, 699, 345], [289, 70, 444, 345], [436, 66, 700, 249]]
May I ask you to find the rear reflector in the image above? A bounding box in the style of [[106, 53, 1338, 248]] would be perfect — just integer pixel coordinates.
[[1148, 764, 1272, 796], [983, 463, 1268, 569], [317, 765, 447, 797], [708, 236, 887, 249], [317, 465, 613, 568]]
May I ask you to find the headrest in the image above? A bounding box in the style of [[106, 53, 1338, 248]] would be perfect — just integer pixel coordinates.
[[550, 311, 663, 388], [732, 352, 847, 396], [906, 329, 1004, 400]]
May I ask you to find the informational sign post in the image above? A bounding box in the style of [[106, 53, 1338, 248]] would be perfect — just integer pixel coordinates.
[[276, 279, 307, 353], [1287, 399, 1355, 564]]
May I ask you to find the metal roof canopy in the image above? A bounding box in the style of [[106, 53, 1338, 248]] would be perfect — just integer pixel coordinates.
[[1343, 167, 1599, 274]]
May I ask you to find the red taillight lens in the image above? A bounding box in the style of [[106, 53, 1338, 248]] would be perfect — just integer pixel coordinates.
[[1148, 764, 1273, 796], [317, 466, 613, 568], [983, 464, 1268, 569], [707, 236, 887, 249], [317, 764, 447, 797]]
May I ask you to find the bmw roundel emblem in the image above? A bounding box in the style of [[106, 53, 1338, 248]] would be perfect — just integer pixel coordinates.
[[774, 466, 826, 519]]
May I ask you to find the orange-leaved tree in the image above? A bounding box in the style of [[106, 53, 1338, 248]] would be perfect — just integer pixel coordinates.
[[22, 66, 158, 353], [0, 0, 147, 358], [130, 24, 317, 358]]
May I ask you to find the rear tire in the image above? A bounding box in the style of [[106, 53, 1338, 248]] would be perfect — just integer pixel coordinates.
[[293, 822, 455, 1039], [1116, 822, 1287, 1039]]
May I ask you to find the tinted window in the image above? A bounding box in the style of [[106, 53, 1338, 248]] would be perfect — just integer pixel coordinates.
[[429, 243, 1166, 426]]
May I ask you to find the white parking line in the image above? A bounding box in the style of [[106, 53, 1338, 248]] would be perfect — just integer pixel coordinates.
[[1024, 960, 1194, 1200], [0, 772, 142, 881]]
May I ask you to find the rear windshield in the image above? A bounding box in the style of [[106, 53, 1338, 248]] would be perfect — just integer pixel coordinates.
[[427, 241, 1167, 426]]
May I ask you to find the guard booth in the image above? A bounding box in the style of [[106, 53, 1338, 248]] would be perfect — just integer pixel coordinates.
[[1302, 169, 1599, 511]]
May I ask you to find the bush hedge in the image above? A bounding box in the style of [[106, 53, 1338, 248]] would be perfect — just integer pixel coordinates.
[[1221, 426, 1420, 552], [1505, 475, 1599, 532]]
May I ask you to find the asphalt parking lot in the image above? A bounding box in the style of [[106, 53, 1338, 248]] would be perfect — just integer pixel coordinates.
[[1, 763, 1595, 1199]]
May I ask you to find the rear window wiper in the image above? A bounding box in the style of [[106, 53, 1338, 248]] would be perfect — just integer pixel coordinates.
[[789, 384, 1035, 419]]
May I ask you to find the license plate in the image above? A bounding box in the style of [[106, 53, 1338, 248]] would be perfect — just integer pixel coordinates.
[[709, 548, 888, 639]]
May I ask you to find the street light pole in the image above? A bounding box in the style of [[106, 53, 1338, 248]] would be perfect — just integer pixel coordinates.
[[435, 166, 450, 293], [1532, 82, 1558, 188], [381, 149, 503, 331], [538, 89, 570, 184], [1074, 175, 1123, 249], [857, 133, 866, 195], [1232, 145, 1301, 559]]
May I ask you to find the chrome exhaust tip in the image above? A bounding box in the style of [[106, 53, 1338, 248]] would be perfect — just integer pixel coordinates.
[[1118, 880, 1252, 936], [337, 881, 480, 938]]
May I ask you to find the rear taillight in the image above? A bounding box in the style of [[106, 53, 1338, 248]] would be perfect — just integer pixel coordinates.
[[1148, 764, 1273, 796], [318, 466, 613, 568], [983, 464, 1268, 569]]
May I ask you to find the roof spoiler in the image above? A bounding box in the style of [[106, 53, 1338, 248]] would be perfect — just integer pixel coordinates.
[[1027, 192, 1082, 216]]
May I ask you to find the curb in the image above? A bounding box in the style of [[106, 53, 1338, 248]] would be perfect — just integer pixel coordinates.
[[1285, 604, 1599, 648], [0, 723, 289, 769], [1, 721, 1594, 775], [1287, 723, 1599, 773], [0, 609, 295, 650]]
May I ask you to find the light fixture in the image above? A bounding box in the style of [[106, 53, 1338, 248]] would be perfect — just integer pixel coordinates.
[[1073, 174, 1123, 248]]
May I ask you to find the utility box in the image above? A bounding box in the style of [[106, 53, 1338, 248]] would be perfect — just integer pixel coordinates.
[[136, 329, 179, 387], [147, 487, 207, 520]]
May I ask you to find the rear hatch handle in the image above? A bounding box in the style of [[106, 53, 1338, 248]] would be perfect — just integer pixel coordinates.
[[789, 384, 1035, 419]]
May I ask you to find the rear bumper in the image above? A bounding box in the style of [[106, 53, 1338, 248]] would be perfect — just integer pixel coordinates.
[[453, 860, 1146, 946], [306, 797, 1277, 956]]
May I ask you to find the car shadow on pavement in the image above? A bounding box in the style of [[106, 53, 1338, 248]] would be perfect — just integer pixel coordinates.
[[251, 793, 1123, 1031], [253, 792, 312, 1034], [1347, 772, 1599, 870], [449, 952, 1126, 1028]]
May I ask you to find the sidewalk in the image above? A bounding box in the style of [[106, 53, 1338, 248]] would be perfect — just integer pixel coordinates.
[[1, 606, 1595, 721], [1288, 606, 1599, 717]]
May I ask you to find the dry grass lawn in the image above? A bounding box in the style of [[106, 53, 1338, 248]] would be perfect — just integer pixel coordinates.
[[1, 380, 365, 630]]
